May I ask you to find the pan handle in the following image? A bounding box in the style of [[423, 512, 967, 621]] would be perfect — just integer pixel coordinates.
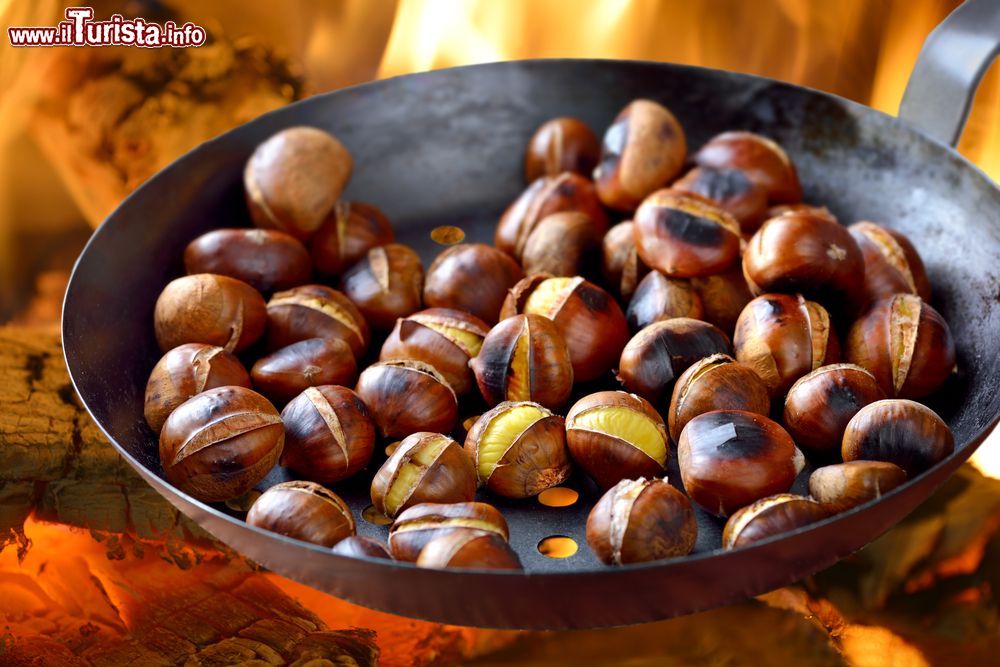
[[898, 0, 1000, 147]]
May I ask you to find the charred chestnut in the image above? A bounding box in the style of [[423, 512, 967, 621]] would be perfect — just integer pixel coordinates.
[[586, 477, 697, 565], [809, 461, 907, 512], [311, 201, 395, 277], [159, 386, 284, 502], [721, 494, 828, 549], [331, 535, 393, 559], [184, 229, 311, 293], [370, 432, 476, 518], [464, 401, 571, 498], [416, 529, 522, 570], [601, 221, 649, 301], [565, 391, 669, 489], [678, 410, 804, 516], [154, 274, 267, 353], [690, 266, 754, 337], [355, 360, 458, 439], [339, 243, 424, 332], [671, 166, 769, 231], [782, 364, 886, 456], [841, 399, 954, 475], [246, 480, 355, 547], [251, 338, 357, 405], [524, 116, 601, 182], [668, 353, 771, 443], [626, 271, 703, 332], [388, 501, 509, 562], [693, 131, 801, 203], [845, 294, 955, 399], [594, 99, 687, 211], [280, 385, 375, 484], [849, 221, 931, 308], [522, 211, 601, 278], [244, 126, 352, 240], [266, 284, 370, 360], [423, 243, 523, 325]]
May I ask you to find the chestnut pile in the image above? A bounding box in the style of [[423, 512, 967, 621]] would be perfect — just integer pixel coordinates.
[[147, 103, 957, 571]]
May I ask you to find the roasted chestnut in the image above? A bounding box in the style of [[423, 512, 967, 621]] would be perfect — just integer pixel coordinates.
[[626, 271, 703, 332], [671, 166, 769, 231], [159, 386, 284, 502], [311, 201, 395, 277], [667, 354, 771, 443], [845, 294, 955, 399], [743, 211, 865, 309], [524, 116, 601, 182], [154, 274, 267, 353], [586, 477, 697, 565], [841, 399, 954, 475], [678, 410, 804, 516], [594, 99, 687, 211], [782, 363, 886, 456], [495, 172, 609, 259], [689, 266, 754, 337], [809, 461, 907, 512], [266, 284, 370, 360], [183, 228, 311, 293], [423, 243, 523, 325], [370, 432, 476, 518], [251, 338, 357, 405], [280, 385, 375, 484], [470, 313, 574, 410], [721, 494, 828, 549], [144, 343, 251, 433], [565, 391, 668, 489], [355, 360, 458, 439], [380, 308, 489, 396], [331, 535, 393, 559], [693, 131, 801, 203], [617, 318, 732, 406], [388, 501, 509, 562], [244, 126, 352, 240], [634, 190, 742, 278], [464, 401, 571, 498], [501, 275, 628, 381], [734, 293, 839, 397], [521, 211, 601, 278], [766, 203, 835, 221], [849, 221, 931, 308], [339, 243, 424, 332], [601, 220, 649, 301], [416, 529, 522, 570], [246, 480, 355, 547]]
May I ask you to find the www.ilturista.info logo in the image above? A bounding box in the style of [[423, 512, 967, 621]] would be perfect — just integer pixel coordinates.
[[8, 7, 207, 48]]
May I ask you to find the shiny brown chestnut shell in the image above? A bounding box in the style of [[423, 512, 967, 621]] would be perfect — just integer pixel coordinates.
[[782, 363, 886, 456], [693, 131, 801, 203], [734, 293, 840, 397], [601, 220, 649, 301], [565, 391, 669, 490], [416, 529, 522, 571], [423, 243, 523, 325], [809, 461, 907, 512], [689, 266, 754, 337], [388, 501, 509, 562], [617, 318, 732, 407], [849, 221, 931, 308], [464, 401, 571, 498], [470, 313, 573, 410], [522, 211, 601, 278], [766, 203, 836, 221], [501, 274, 629, 382], [586, 477, 697, 565], [594, 99, 687, 211], [311, 201, 395, 277], [280, 385, 375, 484], [671, 166, 769, 231], [743, 211, 865, 309], [265, 284, 370, 360], [154, 274, 267, 353], [634, 190, 742, 278], [244, 126, 352, 240], [339, 243, 424, 332], [331, 535, 393, 559], [144, 343, 251, 433], [251, 338, 357, 405], [246, 480, 355, 548], [524, 116, 601, 182], [495, 172, 609, 259], [722, 494, 828, 549], [626, 271, 703, 332], [183, 228, 311, 293], [668, 353, 771, 444], [355, 359, 458, 439], [678, 410, 805, 517], [841, 399, 954, 476], [380, 308, 490, 396], [845, 294, 955, 399], [159, 386, 284, 503], [370, 432, 476, 518]]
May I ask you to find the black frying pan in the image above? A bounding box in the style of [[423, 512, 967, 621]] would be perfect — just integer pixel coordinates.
[[62, 0, 1000, 629]]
